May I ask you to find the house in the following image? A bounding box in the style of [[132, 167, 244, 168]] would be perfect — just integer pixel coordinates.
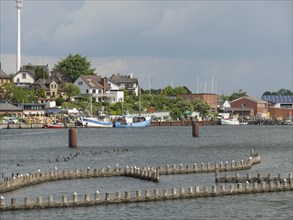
[[74, 75, 124, 103], [109, 73, 139, 96], [261, 95, 293, 119], [0, 63, 11, 87], [176, 93, 218, 112], [13, 64, 49, 87], [30, 78, 61, 98], [230, 96, 268, 118], [50, 69, 71, 84]]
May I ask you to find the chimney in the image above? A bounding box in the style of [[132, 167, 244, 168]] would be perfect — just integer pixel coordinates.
[[101, 77, 108, 94]]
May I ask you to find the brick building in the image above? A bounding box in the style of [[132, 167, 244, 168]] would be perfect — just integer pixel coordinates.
[[176, 93, 218, 112]]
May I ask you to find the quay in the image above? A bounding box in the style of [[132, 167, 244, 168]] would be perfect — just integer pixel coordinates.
[[0, 151, 260, 193], [0, 180, 292, 211]]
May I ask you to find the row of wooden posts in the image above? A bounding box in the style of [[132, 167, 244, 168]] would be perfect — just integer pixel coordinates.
[[1, 179, 292, 211], [0, 152, 260, 193]]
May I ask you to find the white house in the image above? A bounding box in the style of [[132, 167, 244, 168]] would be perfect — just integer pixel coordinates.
[[74, 75, 124, 103], [13, 64, 49, 87], [109, 73, 139, 96], [13, 69, 35, 87]]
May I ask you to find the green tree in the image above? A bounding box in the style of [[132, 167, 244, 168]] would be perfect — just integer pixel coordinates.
[[63, 83, 80, 100], [191, 99, 210, 119], [0, 82, 15, 100], [55, 97, 65, 106], [52, 54, 96, 83], [229, 89, 247, 101], [34, 66, 49, 81]]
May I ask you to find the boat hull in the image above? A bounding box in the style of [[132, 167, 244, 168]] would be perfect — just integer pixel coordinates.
[[114, 117, 151, 128], [81, 117, 113, 128], [220, 118, 240, 125], [44, 124, 64, 129]]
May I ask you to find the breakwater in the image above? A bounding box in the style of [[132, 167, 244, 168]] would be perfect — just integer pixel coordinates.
[[0, 152, 260, 193], [1, 180, 292, 211]]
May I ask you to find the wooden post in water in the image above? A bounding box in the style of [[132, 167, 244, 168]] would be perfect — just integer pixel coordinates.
[[68, 128, 78, 148], [192, 121, 199, 137]]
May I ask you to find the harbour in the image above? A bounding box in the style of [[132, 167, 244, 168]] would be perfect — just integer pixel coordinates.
[[0, 125, 292, 219]]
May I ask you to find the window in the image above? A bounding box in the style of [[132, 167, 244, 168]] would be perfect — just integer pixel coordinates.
[[86, 89, 89, 93], [22, 74, 26, 79], [93, 89, 96, 93], [78, 81, 83, 85]]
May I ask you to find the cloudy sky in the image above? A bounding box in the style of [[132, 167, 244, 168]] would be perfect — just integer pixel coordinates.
[[0, 0, 292, 96]]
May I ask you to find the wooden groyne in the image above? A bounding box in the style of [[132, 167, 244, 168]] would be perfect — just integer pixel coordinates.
[[1, 180, 292, 211], [215, 172, 292, 184], [0, 152, 260, 193], [0, 166, 159, 193]]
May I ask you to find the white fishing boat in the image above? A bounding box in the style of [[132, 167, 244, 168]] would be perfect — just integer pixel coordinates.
[[81, 115, 113, 128], [220, 117, 240, 125], [114, 114, 151, 128]]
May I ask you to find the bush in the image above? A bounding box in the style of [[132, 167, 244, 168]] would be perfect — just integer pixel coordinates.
[[55, 97, 65, 106]]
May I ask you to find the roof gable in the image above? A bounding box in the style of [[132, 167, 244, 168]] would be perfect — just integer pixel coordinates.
[[80, 75, 103, 89], [231, 96, 267, 103]]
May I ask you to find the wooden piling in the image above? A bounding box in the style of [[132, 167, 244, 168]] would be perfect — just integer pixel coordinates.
[[192, 121, 199, 137], [68, 128, 78, 148]]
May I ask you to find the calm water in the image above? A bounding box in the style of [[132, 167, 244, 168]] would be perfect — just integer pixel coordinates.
[[0, 125, 292, 220]]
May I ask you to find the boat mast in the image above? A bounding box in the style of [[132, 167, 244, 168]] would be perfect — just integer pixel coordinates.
[[89, 89, 92, 116], [139, 87, 141, 116]]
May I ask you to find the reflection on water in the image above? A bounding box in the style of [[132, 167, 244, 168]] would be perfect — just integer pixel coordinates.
[[0, 126, 292, 219]]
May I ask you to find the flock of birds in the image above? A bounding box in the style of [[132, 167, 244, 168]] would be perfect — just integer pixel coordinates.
[[48, 148, 130, 163]]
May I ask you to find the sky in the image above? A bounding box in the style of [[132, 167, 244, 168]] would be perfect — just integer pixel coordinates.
[[0, 0, 292, 97]]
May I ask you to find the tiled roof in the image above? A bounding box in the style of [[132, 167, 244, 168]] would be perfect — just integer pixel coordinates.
[[80, 75, 103, 89], [0, 68, 10, 79], [261, 95, 293, 104], [231, 96, 267, 103], [109, 74, 138, 84], [0, 103, 23, 111]]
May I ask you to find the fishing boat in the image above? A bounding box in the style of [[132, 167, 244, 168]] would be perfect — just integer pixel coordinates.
[[220, 117, 240, 125], [114, 115, 151, 128], [81, 115, 113, 128]]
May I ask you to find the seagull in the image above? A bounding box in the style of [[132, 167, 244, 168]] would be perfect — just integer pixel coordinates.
[[55, 167, 58, 170], [0, 196, 4, 199], [37, 169, 41, 172], [73, 192, 77, 195], [96, 190, 99, 194], [87, 167, 90, 170]]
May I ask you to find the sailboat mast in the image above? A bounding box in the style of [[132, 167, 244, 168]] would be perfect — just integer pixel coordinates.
[[139, 87, 141, 116]]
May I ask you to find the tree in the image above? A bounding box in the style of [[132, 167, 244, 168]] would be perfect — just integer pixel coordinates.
[[0, 82, 15, 100], [55, 97, 65, 106], [191, 99, 210, 119], [262, 89, 293, 96], [63, 83, 80, 100], [34, 66, 49, 81], [51, 54, 96, 83], [229, 89, 247, 101]]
